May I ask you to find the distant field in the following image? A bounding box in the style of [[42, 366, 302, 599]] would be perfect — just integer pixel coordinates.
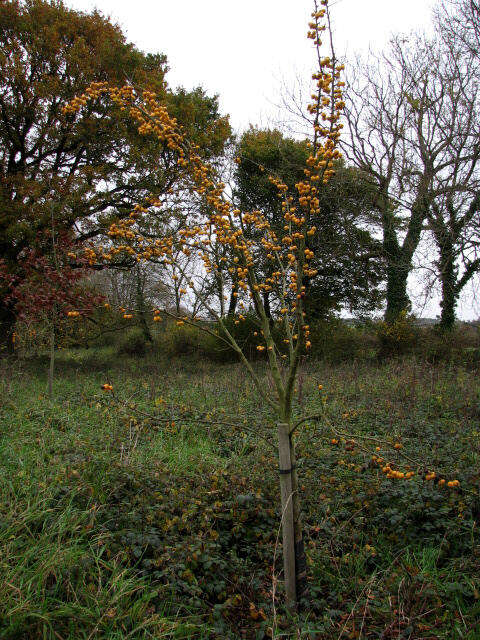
[[0, 350, 479, 639]]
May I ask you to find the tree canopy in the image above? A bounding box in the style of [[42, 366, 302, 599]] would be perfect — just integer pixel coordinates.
[[234, 127, 384, 318], [0, 0, 231, 346]]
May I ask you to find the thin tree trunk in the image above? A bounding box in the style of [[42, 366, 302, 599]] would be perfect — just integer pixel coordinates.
[[136, 267, 152, 342], [277, 422, 297, 610], [48, 324, 55, 401], [0, 301, 16, 355], [175, 286, 181, 316], [263, 291, 274, 328], [227, 281, 238, 316], [215, 273, 225, 317], [48, 204, 58, 396]]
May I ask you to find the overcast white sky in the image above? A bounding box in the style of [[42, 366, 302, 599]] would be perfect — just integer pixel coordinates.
[[64, 0, 478, 320], [66, 0, 436, 130]]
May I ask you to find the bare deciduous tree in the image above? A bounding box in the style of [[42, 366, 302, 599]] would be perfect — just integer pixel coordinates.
[[342, 26, 480, 326], [435, 0, 480, 57]]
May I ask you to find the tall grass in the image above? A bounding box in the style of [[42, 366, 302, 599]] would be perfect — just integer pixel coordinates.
[[0, 352, 479, 638]]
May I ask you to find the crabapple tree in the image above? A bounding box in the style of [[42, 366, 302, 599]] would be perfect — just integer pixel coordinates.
[[65, 0, 343, 609]]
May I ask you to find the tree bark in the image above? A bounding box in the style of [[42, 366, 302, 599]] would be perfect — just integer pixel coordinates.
[[381, 186, 428, 324], [227, 281, 238, 316], [135, 268, 152, 342], [438, 237, 458, 331], [215, 273, 225, 317], [382, 206, 411, 323], [263, 291, 274, 328], [384, 261, 410, 323]]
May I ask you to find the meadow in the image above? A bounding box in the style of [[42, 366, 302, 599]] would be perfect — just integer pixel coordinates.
[[0, 349, 479, 639]]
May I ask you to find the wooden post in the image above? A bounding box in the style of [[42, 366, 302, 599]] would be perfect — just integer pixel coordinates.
[[289, 437, 307, 601], [277, 422, 297, 609]]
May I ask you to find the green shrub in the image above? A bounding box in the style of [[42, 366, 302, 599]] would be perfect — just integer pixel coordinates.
[[415, 324, 480, 365], [376, 311, 418, 357], [155, 321, 223, 360], [116, 327, 149, 357], [159, 315, 377, 364], [158, 322, 202, 357], [156, 314, 284, 363], [308, 318, 370, 362], [89, 327, 117, 348], [151, 314, 480, 366]]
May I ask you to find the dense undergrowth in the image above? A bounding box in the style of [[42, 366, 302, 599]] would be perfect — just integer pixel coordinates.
[[16, 311, 480, 367], [0, 351, 479, 638]]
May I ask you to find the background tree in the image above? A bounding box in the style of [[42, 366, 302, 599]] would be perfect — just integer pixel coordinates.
[[425, 0, 480, 329], [234, 127, 384, 319], [341, 38, 436, 322], [0, 227, 100, 393], [0, 0, 230, 349], [343, 22, 480, 327], [435, 0, 480, 56]]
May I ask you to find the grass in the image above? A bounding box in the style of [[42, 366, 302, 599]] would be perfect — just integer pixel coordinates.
[[0, 349, 479, 638]]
